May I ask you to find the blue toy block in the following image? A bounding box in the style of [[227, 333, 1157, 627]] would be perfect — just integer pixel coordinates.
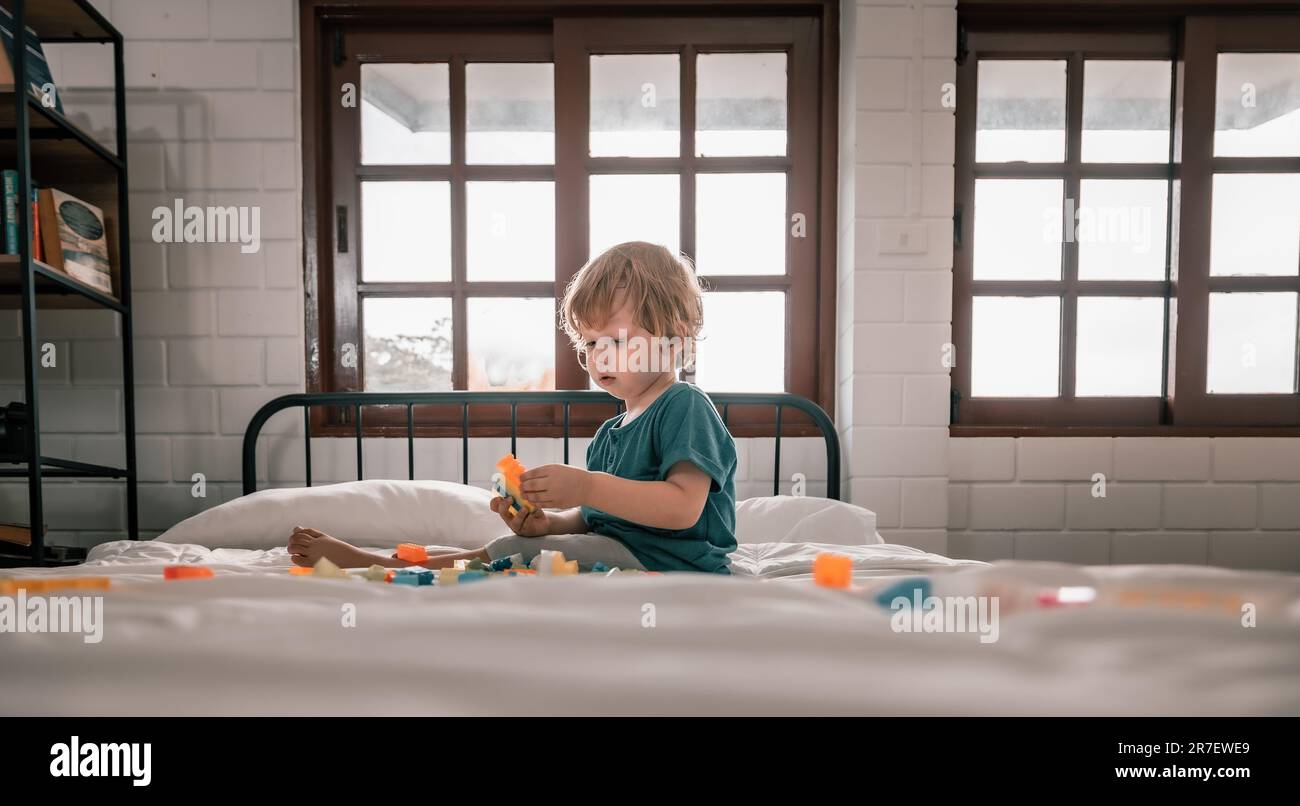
[[873, 577, 932, 609], [590, 562, 608, 574], [416, 570, 434, 585], [458, 570, 489, 583], [490, 556, 514, 572], [392, 573, 420, 586]]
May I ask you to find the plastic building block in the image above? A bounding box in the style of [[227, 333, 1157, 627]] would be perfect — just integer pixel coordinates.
[[454, 559, 471, 571], [392, 573, 420, 586], [493, 454, 536, 517], [1036, 586, 1097, 608], [531, 549, 561, 575], [490, 556, 515, 572], [458, 570, 488, 583], [438, 568, 461, 586], [313, 557, 349, 579], [289, 566, 314, 575], [556, 559, 579, 576], [813, 553, 853, 589], [416, 570, 434, 586], [385, 570, 396, 583], [396, 543, 429, 564], [164, 566, 214, 580], [873, 577, 932, 609], [466, 558, 486, 571], [362, 565, 388, 582], [590, 562, 608, 574]]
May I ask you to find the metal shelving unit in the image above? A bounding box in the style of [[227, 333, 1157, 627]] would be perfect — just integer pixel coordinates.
[[1, 0, 136, 565]]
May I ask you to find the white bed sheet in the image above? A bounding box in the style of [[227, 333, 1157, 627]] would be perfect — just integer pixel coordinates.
[[2, 541, 1297, 716]]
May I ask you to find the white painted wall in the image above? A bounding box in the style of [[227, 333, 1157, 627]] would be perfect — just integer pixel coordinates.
[[0, 0, 1294, 572]]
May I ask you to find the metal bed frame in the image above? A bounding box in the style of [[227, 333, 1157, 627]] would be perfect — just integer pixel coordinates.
[[242, 391, 840, 499]]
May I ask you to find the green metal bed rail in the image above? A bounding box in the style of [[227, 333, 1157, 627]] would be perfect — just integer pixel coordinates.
[[241, 391, 840, 499]]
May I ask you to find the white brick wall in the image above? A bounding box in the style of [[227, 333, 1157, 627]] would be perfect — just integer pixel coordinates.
[[847, 0, 1298, 571]]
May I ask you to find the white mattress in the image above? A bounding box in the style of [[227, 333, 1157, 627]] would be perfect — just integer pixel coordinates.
[[2, 540, 1297, 716]]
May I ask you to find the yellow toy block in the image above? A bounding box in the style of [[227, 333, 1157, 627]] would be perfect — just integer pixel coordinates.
[[439, 568, 462, 586], [312, 557, 349, 579], [493, 454, 536, 517]]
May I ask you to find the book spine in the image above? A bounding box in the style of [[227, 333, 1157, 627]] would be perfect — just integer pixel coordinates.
[[31, 186, 40, 262], [2, 170, 16, 255]]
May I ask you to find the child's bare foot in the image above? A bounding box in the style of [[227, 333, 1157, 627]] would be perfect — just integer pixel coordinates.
[[288, 526, 390, 569]]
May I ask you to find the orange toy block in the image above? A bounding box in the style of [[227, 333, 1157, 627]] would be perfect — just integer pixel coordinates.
[[813, 553, 853, 589], [396, 543, 429, 563], [289, 566, 314, 575], [493, 454, 536, 517], [163, 566, 214, 580]]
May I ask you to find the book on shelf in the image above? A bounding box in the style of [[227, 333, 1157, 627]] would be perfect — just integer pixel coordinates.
[[0, 6, 63, 114], [38, 188, 114, 297], [3, 170, 47, 261], [0, 521, 45, 548]]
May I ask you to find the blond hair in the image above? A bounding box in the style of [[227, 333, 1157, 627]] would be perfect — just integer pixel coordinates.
[[560, 241, 704, 362]]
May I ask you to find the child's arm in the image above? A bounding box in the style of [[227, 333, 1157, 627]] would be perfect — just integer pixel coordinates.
[[522, 462, 711, 532], [543, 507, 588, 535]]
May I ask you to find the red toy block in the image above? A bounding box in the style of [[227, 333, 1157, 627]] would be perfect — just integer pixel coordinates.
[[396, 543, 429, 563], [164, 566, 214, 580]]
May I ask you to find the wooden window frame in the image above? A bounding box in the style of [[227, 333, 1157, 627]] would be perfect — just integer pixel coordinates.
[[298, 1, 840, 439], [952, 10, 1300, 437]]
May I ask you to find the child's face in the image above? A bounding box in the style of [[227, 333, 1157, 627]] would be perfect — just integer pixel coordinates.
[[579, 293, 680, 400]]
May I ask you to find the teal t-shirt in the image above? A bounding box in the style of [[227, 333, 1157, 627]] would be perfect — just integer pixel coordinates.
[[581, 382, 738, 574]]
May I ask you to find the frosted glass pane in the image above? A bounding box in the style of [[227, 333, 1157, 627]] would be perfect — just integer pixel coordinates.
[[976, 60, 1066, 162], [1210, 174, 1300, 277], [1081, 60, 1171, 163], [361, 63, 449, 165], [466, 63, 554, 164], [1075, 297, 1165, 397], [973, 179, 1063, 280], [466, 181, 554, 281], [693, 292, 784, 392], [696, 52, 786, 156], [363, 297, 452, 391], [589, 174, 679, 258], [971, 296, 1061, 397], [361, 181, 451, 282], [1076, 179, 1169, 281], [1215, 54, 1300, 157], [695, 173, 785, 275], [1207, 292, 1298, 394], [467, 298, 556, 391], [590, 54, 680, 157]]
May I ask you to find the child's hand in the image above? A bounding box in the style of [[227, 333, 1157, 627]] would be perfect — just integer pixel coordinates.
[[520, 464, 592, 509], [490, 495, 549, 537]]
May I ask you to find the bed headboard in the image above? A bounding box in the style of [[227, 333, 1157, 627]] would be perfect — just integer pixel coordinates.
[[241, 391, 840, 499]]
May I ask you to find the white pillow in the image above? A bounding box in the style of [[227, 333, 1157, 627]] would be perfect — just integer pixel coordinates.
[[735, 495, 881, 546], [156, 479, 506, 550]]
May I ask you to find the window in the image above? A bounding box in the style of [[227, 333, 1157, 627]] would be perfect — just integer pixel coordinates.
[[302, 3, 838, 437], [953, 16, 1300, 432]]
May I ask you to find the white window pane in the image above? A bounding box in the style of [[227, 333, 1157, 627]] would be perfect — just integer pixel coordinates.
[[972, 296, 1061, 397], [696, 52, 786, 156], [976, 60, 1066, 162], [693, 292, 784, 392], [1076, 179, 1169, 281], [466, 181, 554, 282], [1215, 53, 1300, 158], [973, 179, 1063, 280], [466, 63, 554, 164], [1075, 297, 1165, 397], [589, 174, 679, 258], [1210, 174, 1300, 277], [695, 173, 785, 275], [361, 181, 451, 282], [590, 54, 680, 157], [361, 63, 449, 165], [363, 297, 452, 391], [1207, 292, 1298, 394], [467, 298, 556, 391], [1081, 60, 1171, 163]]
